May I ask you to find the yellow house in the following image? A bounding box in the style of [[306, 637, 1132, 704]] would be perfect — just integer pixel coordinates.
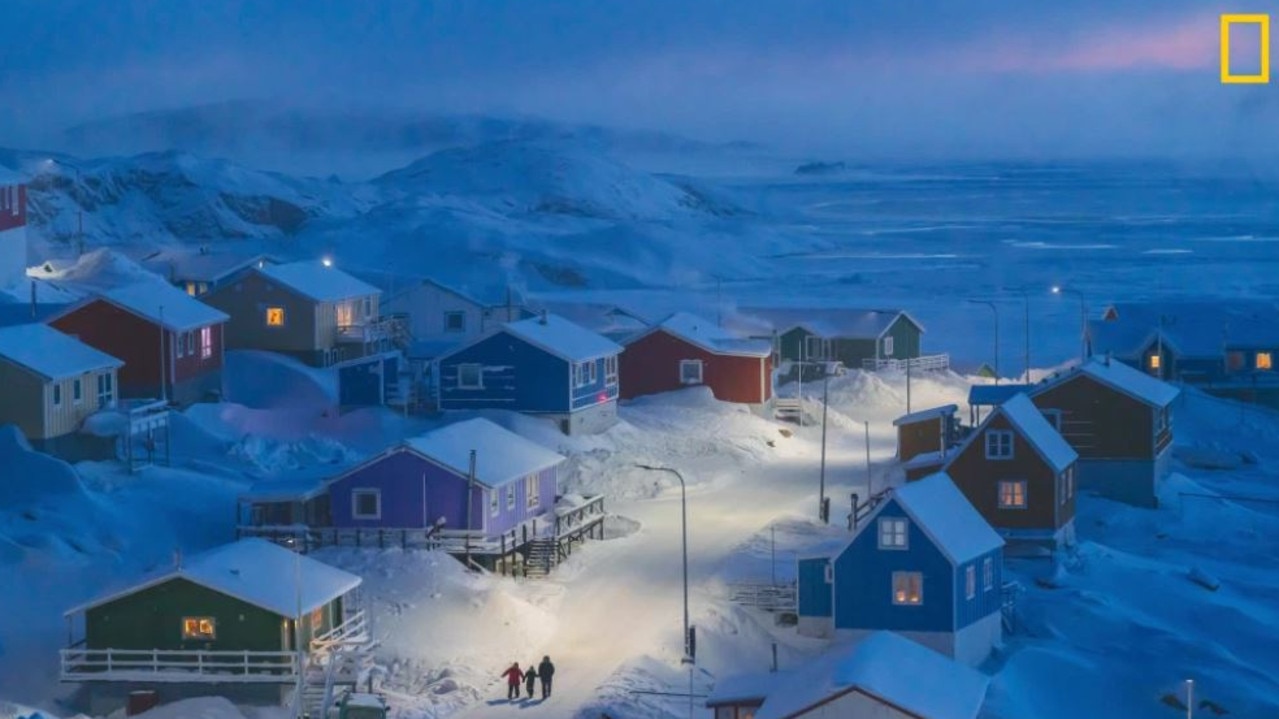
[[0, 324, 123, 447]]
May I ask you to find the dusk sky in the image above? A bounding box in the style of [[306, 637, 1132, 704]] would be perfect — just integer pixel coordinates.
[[2, 0, 1276, 159]]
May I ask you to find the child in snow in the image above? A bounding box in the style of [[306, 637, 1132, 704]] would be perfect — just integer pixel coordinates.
[[524, 662, 538, 698], [501, 662, 523, 700], [538, 655, 556, 699]]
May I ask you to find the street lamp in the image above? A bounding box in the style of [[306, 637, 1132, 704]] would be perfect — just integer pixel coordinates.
[[633, 463, 693, 717], [966, 299, 999, 385], [1002, 286, 1031, 383], [1051, 285, 1088, 363]]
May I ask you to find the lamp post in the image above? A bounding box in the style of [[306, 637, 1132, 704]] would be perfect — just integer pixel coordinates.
[[819, 371, 829, 524], [967, 299, 999, 384], [285, 537, 304, 718], [1002, 286, 1031, 383], [1051, 286, 1088, 362], [634, 463, 692, 717]]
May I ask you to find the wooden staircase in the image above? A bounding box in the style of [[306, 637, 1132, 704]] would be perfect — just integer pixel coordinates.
[[774, 397, 803, 424], [524, 538, 558, 578]]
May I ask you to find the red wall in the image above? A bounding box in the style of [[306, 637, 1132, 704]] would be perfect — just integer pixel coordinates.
[[49, 299, 223, 395], [0, 184, 26, 232], [620, 330, 771, 404]]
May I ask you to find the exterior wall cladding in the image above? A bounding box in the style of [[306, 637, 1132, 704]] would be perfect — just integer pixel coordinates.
[[619, 330, 771, 405]]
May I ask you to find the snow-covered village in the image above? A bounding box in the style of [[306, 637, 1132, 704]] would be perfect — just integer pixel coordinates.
[[3, 4, 1279, 719]]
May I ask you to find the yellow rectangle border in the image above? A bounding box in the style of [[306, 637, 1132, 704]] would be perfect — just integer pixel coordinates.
[[1221, 14, 1270, 84]]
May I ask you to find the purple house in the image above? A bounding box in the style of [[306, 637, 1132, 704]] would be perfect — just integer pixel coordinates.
[[326, 418, 563, 538]]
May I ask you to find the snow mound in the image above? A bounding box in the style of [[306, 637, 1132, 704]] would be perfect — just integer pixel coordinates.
[[376, 141, 738, 220], [0, 426, 86, 507], [134, 697, 247, 719], [222, 350, 338, 411]]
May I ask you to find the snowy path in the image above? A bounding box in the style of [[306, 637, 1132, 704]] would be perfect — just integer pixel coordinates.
[[456, 428, 873, 719]]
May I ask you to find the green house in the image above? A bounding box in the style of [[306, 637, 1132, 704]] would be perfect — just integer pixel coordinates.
[[61, 538, 363, 685], [731, 307, 931, 374]]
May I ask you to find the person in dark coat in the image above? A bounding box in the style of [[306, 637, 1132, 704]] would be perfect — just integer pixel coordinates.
[[524, 662, 538, 698], [501, 662, 523, 700], [538, 655, 555, 699]]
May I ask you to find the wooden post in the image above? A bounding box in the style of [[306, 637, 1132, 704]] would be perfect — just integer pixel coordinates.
[[501, 535, 507, 576]]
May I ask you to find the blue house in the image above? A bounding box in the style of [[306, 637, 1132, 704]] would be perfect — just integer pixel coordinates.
[[437, 312, 623, 435], [797, 473, 1005, 666]]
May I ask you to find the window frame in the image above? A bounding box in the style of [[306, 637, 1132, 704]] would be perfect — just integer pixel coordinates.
[[265, 306, 286, 328], [883, 335, 894, 357], [985, 430, 1014, 460], [351, 489, 382, 520], [506, 483, 516, 510], [983, 557, 994, 591], [526, 473, 540, 509], [605, 354, 619, 385], [877, 517, 908, 550], [965, 565, 976, 600], [181, 616, 217, 641], [680, 359, 704, 385], [588, 360, 598, 384], [200, 326, 213, 360], [892, 571, 923, 606], [97, 372, 114, 408], [73, 378, 83, 404], [457, 363, 484, 390], [998, 480, 1028, 510], [53, 383, 62, 406], [444, 311, 467, 333], [1257, 352, 1273, 371], [824, 563, 833, 584], [803, 335, 829, 361], [490, 489, 499, 517]]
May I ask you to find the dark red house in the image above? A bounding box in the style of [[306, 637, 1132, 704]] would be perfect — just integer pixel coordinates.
[[1027, 357, 1179, 508], [620, 312, 773, 409], [48, 282, 229, 407], [943, 392, 1079, 553]]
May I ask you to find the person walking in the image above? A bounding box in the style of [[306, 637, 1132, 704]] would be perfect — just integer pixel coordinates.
[[538, 655, 556, 699], [501, 662, 523, 701], [524, 662, 538, 698]]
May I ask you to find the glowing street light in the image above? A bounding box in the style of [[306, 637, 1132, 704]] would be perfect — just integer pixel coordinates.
[[321, 256, 333, 268], [1051, 285, 1088, 362]]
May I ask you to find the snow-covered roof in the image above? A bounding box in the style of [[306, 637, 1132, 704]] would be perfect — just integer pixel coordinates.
[[731, 307, 923, 339], [902, 450, 949, 470], [531, 301, 652, 341], [997, 394, 1077, 473], [499, 313, 623, 362], [0, 166, 26, 185], [140, 249, 273, 284], [888, 473, 1004, 565], [240, 477, 330, 502], [66, 538, 361, 619], [405, 418, 564, 487], [95, 282, 229, 331], [1089, 301, 1279, 359], [707, 672, 778, 705], [755, 631, 989, 719], [0, 324, 122, 380], [629, 312, 773, 357], [893, 404, 958, 427], [1036, 358, 1180, 408], [967, 383, 1032, 407], [259, 261, 382, 302]]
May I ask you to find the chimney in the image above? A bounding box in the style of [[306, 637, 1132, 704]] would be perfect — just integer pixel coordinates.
[[539, 309, 548, 325]]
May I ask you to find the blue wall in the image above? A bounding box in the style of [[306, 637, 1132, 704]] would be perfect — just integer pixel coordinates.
[[570, 356, 619, 410], [954, 554, 1003, 630], [797, 558, 832, 618], [439, 331, 618, 414], [833, 501, 954, 633]]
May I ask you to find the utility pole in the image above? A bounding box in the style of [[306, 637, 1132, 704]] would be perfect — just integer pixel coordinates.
[[906, 356, 912, 413], [158, 306, 167, 403], [864, 421, 872, 496], [465, 450, 476, 568], [1003, 287, 1031, 383], [819, 372, 829, 523]]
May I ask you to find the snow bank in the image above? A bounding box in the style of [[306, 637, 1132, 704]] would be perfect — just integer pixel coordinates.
[[133, 697, 248, 719], [222, 350, 338, 411], [0, 426, 86, 508]]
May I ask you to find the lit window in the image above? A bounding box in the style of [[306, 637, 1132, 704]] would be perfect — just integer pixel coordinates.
[[445, 311, 466, 332], [877, 517, 908, 550], [310, 607, 324, 629], [200, 327, 213, 360], [1258, 352, 1273, 371], [457, 364, 483, 389], [352, 489, 381, 520], [998, 480, 1027, 509], [884, 336, 894, 357], [186, 282, 198, 296], [680, 360, 704, 385], [266, 307, 285, 327], [605, 355, 618, 385], [182, 617, 216, 640], [526, 473, 540, 509], [892, 571, 922, 606], [985, 430, 1014, 459], [983, 557, 994, 590], [966, 565, 976, 600], [1148, 353, 1161, 371]]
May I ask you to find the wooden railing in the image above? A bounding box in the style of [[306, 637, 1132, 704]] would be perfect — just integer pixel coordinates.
[[236, 524, 444, 553], [728, 582, 797, 613], [555, 495, 606, 537], [862, 354, 950, 372], [60, 647, 299, 683], [310, 610, 370, 652]]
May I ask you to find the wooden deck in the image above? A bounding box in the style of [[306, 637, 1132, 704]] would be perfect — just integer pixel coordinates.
[[863, 354, 950, 372], [60, 647, 300, 683]]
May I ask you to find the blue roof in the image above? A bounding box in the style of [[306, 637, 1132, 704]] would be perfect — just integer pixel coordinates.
[[967, 384, 1033, 407]]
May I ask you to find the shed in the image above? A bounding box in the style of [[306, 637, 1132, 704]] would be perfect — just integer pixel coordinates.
[[621, 312, 773, 407]]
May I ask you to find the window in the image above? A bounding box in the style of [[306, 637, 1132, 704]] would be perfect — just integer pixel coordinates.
[[73, 379, 82, 404], [966, 565, 976, 599], [362, 297, 372, 318], [1041, 409, 1062, 431], [310, 607, 324, 629], [1258, 352, 1273, 371], [174, 332, 185, 358], [573, 363, 590, 388], [490, 489, 499, 517], [998, 480, 1027, 509], [266, 307, 285, 327], [506, 484, 516, 510], [97, 373, 114, 408], [884, 335, 895, 357], [526, 473, 540, 509], [1156, 408, 1170, 434], [457, 364, 483, 389], [182, 617, 216, 641], [985, 430, 1014, 459], [352, 489, 381, 520], [804, 336, 829, 360], [605, 355, 618, 385], [185, 282, 198, 297], [1148, 353, 1161, 371], [877, 517, 908, 550], [200, 327, 213, 360], [680, 359, 704, 385], [1227, 351, 1245, 372], [52, 384, 62, 406], [444, 311, 466, 333], [588, 360, 598, 384], [1060, 467, 1074, 506], [186, 332, 195, 356], [824, 563, 833, 584], [892, 571, 923, 605], [983, 558, 994, 590]]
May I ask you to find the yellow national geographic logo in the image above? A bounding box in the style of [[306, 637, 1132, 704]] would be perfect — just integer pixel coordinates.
[[1221, 14, 1270, 83]]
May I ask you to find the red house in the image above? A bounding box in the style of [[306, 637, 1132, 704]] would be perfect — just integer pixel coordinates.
[[48, 282, 230, 407], [620, 312, 773, 409], [0, 169, 28, 288]]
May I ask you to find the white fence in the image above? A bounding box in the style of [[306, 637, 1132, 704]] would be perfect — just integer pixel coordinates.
[[60, 647, 299, 683], [862, 354, 950, 372], [729, 582, 798, 613]]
